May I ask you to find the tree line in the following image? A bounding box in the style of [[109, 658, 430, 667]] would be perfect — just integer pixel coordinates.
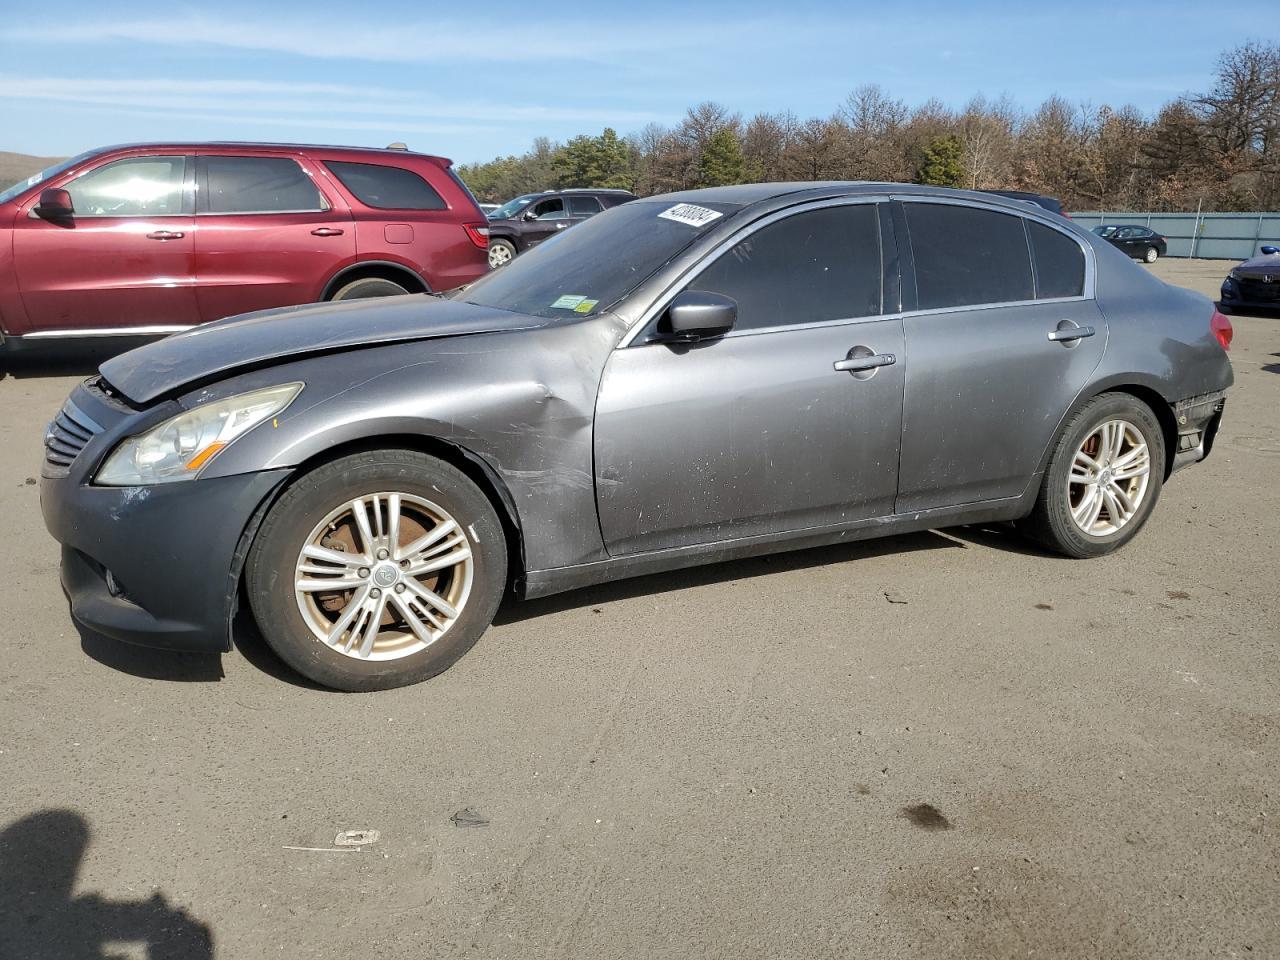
[[458, 42, 1280, 212]]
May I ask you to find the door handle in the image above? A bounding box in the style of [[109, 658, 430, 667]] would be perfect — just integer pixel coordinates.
[[146, 230, 185, 240], [555, 222, 568, 229], [834, 352, 896, 373], [1047, 325, 1095, 343], [311, 227, 345, 237]]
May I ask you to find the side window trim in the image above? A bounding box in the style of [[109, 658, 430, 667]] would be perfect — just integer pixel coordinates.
[[49, 154, 193, 219], [194, 155, 332, 216], [891, 194, 1095, 313], [620, 197, 892, 348]]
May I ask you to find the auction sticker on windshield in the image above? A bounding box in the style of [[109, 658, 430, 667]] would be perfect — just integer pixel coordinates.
[[658, 203, 724, 228]]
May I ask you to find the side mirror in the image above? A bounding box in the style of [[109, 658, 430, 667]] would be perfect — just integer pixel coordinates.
[[35, 187, 74, 219], [522, 210, 539, 222], [1261, 245, 1279, 256], [664, 290, 737, 342]]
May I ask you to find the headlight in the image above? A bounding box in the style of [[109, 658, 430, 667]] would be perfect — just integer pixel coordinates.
[[1229, 269, 1241, 281], [96, 383, 302, 485]]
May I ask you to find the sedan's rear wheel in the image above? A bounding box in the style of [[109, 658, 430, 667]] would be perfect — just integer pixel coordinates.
[[1144, 246, 1159, 263], [1023, 393, 1165, 558], [247, 451, 506, 691]]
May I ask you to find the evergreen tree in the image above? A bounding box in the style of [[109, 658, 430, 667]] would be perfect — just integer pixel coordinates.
[[697, 128, 746, 187], [915, 134, 965, 187]]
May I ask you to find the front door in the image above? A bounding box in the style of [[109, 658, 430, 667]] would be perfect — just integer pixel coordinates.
[[193, 152, 355, 322], [894, 200, 1107, 513], [11, 154, 199, 334], [594, 202, 904, 556], [518, 196, 569, 248]]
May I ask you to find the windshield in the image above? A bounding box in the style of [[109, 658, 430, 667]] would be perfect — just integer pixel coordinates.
[[1092, 225, 1118, 238], [459, 198, 740, 319], [0, 150, 99, 205], [488, 194, 540, 220]]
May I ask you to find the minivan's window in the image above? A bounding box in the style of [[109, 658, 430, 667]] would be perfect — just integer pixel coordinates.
[[532, 197, 567, 220], [203, 156, 324, 214], [325, 160, 446, 210], [906, 203, 1034, 309], [688, 204, 882, 331], [0, 150, 99, 205], [568, 195, 602, 216], [1028, 220, 1085, 299], [459, 199, 739, 319], [63, 156, 187, 217]]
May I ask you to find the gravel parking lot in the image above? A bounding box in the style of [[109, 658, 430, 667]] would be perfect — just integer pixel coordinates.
[[1, 258, 1276, 959]]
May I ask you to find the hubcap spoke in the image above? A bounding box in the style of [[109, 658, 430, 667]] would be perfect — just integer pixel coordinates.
[[350, 498, 377, 556], [1066, 418, 1151, 537]]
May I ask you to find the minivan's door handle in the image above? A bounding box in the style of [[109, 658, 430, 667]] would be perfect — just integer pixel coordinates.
[[311, 227, 345, 237], [834, 353, 896, 372], [1047, 325, 1095, 343], [146, 230, 184, 240]]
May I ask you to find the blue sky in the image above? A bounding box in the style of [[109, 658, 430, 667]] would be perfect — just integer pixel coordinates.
[[0, 1, 1251, 163]]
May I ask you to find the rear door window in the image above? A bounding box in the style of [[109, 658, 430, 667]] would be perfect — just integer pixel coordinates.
[[686, 203, 882, 331], [324, 160, 446, 210], [905, 202, 1034, 309], [568, 196, 603, 217], [201, 156, 326, 214], [1027, 220, 1085, 300], [64, 156, 187, 217]]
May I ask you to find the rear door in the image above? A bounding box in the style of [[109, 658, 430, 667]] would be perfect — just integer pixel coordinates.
[[894, 199, 1105, 513], [567, 194, 603, 225], [11, 154, 199, 334], [193, 152, 354, 321]]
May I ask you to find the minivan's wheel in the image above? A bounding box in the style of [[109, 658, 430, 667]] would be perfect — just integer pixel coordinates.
[[247, 451, 507, 691], [330, 277, 411, 301], [488, 239, 516, 269], [1144, 246, 1159, 263], [1023, 393, 1165, 558]]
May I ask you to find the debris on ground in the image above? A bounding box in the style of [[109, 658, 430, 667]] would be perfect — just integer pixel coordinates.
[[1167, 590, 1191, 600], [451, 807, 490, 828], [901, 803, 953, 831], [334, 829, 380, 846], [1034, 602, 1054, 610], [883, 591, 908, 604]]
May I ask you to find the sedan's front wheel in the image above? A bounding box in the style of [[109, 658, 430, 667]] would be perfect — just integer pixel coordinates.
[[1023, 393, 1165, 558], [247, 451, 507, 691]]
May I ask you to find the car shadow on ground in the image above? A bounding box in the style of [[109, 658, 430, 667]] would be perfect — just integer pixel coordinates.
[[0, 338, 160, 380], [494, 528, 982, 625], [76, 619, 225, 684], [0, 808, 215, 959]]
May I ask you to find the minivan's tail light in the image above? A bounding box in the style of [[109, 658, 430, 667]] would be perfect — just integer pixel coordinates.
[[1210, 308, 1233, 351], [463, 223, 489, 250]]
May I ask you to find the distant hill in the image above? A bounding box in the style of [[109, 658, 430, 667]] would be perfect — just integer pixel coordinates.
[[0, 151, 67, 192]]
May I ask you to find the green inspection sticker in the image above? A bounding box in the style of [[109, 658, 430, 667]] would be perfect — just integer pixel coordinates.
[[573, 299, 599, 313], [551, 294, 587, 309]]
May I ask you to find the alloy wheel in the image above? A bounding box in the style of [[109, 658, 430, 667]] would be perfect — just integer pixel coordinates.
[[1066, 419, 1152, 537], [488, 243, 513, 268], [293, 492, 474, 661]]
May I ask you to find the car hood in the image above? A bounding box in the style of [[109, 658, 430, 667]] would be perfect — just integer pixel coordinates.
[[1232, 254, 1280, 278], [99, 295, 546, 405]]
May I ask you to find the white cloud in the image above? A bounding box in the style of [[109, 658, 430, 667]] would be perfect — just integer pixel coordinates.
[[0, 76, 663, 129]]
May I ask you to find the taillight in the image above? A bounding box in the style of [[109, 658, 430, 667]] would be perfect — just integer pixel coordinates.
[[463, 223, 489, 249], [1210, 309, 1233, 351], [1061, 211, 1072, 219]]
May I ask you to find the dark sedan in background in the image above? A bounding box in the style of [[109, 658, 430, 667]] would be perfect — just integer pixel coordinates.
[[1219, 246, 1280, 312], [41, 184, 1232, 691], [485, 188, 634, 268], [1092, 224, 1167, 262]]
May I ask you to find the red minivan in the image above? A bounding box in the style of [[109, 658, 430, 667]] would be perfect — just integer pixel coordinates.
[[0, 142, 490, 351]]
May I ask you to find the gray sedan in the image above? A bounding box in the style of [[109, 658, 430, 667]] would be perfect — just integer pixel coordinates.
[[41, 184, 1234, 690]]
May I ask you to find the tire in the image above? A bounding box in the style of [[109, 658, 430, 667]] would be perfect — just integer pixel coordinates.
[[330, 277, 411, 301], [246, 450, 507, 691], [1144, 246, 1158, 264], [1022, 393, 1166, 559], [488, 238, 517, 269]]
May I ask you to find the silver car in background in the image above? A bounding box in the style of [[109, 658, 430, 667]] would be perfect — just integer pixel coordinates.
[[41, 183, 1234, 690]]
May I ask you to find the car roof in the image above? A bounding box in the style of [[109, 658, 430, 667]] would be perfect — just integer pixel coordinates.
[[635, 182, 1063, 216], [81, 141, 452, 163]]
